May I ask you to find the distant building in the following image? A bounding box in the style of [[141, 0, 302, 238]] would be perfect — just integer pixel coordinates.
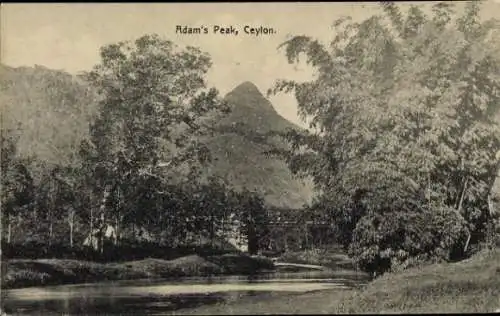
[[83, 224, 117, 250], [226, 232, 248, 253]]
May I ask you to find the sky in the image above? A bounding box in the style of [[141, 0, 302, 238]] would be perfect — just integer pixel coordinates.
[[2, 2, 500, 128]]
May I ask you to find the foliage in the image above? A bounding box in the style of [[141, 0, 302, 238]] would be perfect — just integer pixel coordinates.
[[0, 64, 98, 172], [1, 37, 313, 255], [3, 254, 274, 289], [0, 34, 274, 256], [207, 81, 314, 210], [348, 205, 469, 275], [77, 33, 233, 251], [1, 64, 98, 246], [270, 2, 500, 274], [0, 127, 34, 242], [230, 189, 270, 254]]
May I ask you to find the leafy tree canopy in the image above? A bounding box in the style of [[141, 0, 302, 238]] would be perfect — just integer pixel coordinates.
[[270, 2, 500, 273]]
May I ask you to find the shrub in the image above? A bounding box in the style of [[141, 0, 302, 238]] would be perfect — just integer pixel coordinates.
[[1, 239, 238, 263], [348, 205, 469, 276]]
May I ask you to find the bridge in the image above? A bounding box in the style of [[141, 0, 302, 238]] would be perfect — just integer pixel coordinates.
[[266, 221, 331, 227]]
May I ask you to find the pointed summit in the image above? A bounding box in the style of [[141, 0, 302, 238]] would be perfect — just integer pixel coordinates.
[[221, 81, 301, 133], [224, 81, 278, 119], [204, 81, 313, 209], [228, 81, 263, 96]]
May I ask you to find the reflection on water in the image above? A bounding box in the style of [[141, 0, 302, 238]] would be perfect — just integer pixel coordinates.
[[3, 271, 369, 315], [5, 293, 229, 316]]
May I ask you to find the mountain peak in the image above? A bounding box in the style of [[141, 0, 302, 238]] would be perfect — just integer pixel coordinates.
[[222, 81, 300, 133], [224, 81, 276, 114], [230, 81, 262, 95], [209, 81, 313, 209]]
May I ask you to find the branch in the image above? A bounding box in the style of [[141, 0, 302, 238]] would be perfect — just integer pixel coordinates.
[[157, 161, 173, 168], [456, 176, 469, 212], [456, 176, 471, 253], [137, 169, 162, 180], [488, 194, 495, 218], [132, 160, 173, 177]]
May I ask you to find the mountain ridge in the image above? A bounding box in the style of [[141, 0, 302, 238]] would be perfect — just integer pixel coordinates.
[[204, 80, 313, 209], [1, 64, 314, 210], [221, 81, 301, 133]]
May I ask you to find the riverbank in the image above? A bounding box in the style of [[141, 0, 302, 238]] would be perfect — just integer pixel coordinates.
[[1, 254, 274, 290], [176, 248, 500, 314], [275, 247, 354, 270]]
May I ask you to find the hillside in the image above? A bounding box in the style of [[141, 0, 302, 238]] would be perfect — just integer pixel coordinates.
[[0, 64, 98, 172], [0, 65, 313, 209], [204, 81, 313, 209]]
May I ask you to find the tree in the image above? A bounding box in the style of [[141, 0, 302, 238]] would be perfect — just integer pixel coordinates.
[[80, 34, 229, 249], [1, 64, 98, 249], [233, 189, 269, 255], [191, 177, 229, 247], [269, 2, 500, 274], [48, 165, 87, 248], [1, 126, 34, 244]]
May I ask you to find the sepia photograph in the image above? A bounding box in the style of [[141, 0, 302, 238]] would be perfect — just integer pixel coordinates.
[[1, 1, 500, 314]]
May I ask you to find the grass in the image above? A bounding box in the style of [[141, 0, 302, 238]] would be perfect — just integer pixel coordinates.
[[175, 248, 500, 314], [1, 254, 274, 290], [335, 248, 500, 314], [6, 247, 498, 313]]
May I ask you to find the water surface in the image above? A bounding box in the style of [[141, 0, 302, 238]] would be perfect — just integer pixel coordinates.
[[3, 270, 369, 315]]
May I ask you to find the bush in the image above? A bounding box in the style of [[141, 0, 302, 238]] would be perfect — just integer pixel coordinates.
[[3, 269, 52, 288], [348, 205, 470, 276], [1, 239, 237, 263], [2, 240, 95, 260]]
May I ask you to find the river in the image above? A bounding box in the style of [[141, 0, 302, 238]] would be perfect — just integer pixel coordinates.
[[2, 269, 370, 315]]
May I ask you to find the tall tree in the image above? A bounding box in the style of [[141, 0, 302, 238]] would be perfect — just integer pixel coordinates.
[[81, 34, 229, 249], [234, 189, 269, 255], [269, 2, 500, 274], [1, 127, 34, 244]]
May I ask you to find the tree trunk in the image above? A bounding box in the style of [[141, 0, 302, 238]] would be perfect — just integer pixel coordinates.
[[114, 217, 119, 246], [457, 177, 468, 212], [298, 228, 302, 249], [457, 177, 469, 253], [48, 205, 53, 246], [100, 213, 105, 254], [98, 185, 111, 254], [210, 217, 215, 248], [489, 158, 500, 223], [68, 209, 74, 248], [247, 223, 258, 255], [0, 214, 3, 295], [304, 223, 309, 249], [7, 216, 12, 244], [464, 232, 471, 253], [49, 222, 53, 246], [89, 207, 94, 249], [70, 222, 74, 248], [427, 172, 431, 209], [69, 219, 74, 248], [284, 234, 288, 252]]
